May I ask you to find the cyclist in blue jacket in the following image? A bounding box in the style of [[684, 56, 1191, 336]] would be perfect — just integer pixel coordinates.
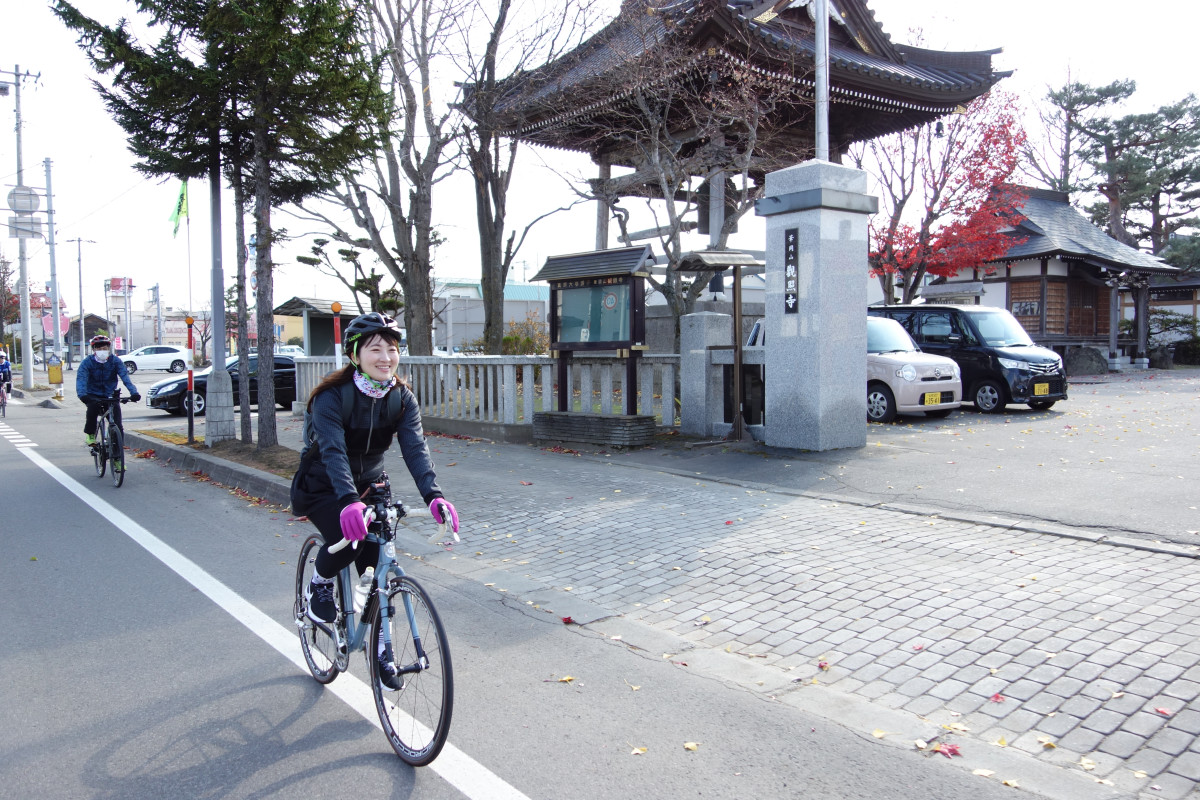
[[0, 351, 11, 394], [77, 335, 140, 445]]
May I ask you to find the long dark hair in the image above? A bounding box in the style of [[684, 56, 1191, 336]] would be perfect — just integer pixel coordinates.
[[305, 331, 406, 411], [307, 364, 355, 412]]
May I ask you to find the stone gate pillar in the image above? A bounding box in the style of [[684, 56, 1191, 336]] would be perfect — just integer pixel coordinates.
[[754, 159, 877, 451]]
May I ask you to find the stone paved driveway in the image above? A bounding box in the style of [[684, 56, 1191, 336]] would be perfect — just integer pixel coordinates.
[[413, 433, 1200, 798]]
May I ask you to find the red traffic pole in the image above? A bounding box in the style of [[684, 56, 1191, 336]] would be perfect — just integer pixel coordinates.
[[186, 316, 195, 444], [332, 302, 343, 370]]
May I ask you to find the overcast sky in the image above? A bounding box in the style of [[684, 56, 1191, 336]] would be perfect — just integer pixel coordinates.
[[1, 0, 1194, 324]]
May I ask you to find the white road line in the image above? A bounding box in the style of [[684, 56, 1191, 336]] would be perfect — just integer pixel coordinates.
[[18, 445, 531, 800]]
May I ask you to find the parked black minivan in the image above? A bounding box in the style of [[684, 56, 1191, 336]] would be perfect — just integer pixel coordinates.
[[868, 305, 1067, 412]]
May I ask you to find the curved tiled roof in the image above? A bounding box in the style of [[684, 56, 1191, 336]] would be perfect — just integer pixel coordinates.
[[996, 188, 1174, 274], [482, 0, 1007, 139]]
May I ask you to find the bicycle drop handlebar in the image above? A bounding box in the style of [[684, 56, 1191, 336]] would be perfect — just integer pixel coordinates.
[[327, 504, 452, 553], [327, 507, 377, 554]]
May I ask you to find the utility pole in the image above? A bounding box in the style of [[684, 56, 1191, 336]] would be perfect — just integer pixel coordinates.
[[44, 158, 62, 357], [1, 64, 41, 389], [153, 283, 163, 344]]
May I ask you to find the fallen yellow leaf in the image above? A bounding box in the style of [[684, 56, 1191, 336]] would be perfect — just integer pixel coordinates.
[[1133, 770, 1148, 779], [1037, 735, 1056, 749], [973, 769, 995, 777], [871, 729, 889, 739], [630, 746, 647, 755], [1079, 757, 1096, 771], [914, 739, 928, 750], [942, 722, 969, 733], [993, 736, 1008, 747], [1002, 779, 1019, 788], [683, 742, 700, 751], [558, 675, 575, 683]]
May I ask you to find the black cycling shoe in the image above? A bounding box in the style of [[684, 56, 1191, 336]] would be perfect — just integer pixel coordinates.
[[377, 653, 403, 692], [306, 580, 337, 624]]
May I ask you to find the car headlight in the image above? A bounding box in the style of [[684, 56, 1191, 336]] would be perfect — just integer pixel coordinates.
[[895, 364, 917, 382], [997, 357, 1026, 370], [158, 383, 185, 395]]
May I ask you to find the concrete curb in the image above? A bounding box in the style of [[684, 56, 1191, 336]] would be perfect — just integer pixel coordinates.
[[124, 430, 292, 507]]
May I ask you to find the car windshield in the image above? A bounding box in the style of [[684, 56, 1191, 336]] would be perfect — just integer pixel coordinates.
[[970, 311, 1035, 347], [867, 318, 918, 353]]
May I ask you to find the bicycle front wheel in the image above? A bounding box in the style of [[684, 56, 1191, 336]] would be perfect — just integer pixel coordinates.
[[294, 534, 341, 684], [93, 420, 107, 478], [370, 575, 453, 766], [109, 425, 125, 487]]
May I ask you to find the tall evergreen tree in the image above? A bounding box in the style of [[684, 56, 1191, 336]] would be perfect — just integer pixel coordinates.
[[55, 0, 387, 448]]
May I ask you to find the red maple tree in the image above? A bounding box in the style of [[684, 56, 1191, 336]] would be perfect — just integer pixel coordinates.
[[854, 89, 1028, 303]]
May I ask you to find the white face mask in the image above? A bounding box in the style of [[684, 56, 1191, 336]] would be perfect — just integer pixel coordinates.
[[94, 349, 111, 362]]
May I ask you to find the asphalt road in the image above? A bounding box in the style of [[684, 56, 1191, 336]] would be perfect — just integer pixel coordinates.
[[1, 400, 1059, 800]]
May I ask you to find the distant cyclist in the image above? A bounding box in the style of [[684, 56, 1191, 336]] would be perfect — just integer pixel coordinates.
[[291, 312, 458, 689], [77, 335, 140, 446], [0, 351, 11, 395]]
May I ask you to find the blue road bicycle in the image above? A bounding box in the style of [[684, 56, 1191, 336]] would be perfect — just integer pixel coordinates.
[[293, 473, 454, 765]]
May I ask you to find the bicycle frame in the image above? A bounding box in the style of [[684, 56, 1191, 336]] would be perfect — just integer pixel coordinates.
[[318, 477, 431, 676]]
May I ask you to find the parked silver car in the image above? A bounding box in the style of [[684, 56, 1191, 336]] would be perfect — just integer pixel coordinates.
[[867, 316, 961, 422]]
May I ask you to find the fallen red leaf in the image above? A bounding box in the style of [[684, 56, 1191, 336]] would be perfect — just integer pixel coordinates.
[[933, 743, 961, 758], [817, 661, 830, 671], [561, 616, 574, 625], [520, 481, 533, 485], [1155, 707, 1173, 716], [990, 693, 1006, 703], [912, 644, 924, 651]]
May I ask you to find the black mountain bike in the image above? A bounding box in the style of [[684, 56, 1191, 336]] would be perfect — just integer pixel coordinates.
[[92, 391, 132, 488], [294, 473, 454, 765]]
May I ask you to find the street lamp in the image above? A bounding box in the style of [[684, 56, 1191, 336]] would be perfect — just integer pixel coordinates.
[[66, 238, 95, 367]]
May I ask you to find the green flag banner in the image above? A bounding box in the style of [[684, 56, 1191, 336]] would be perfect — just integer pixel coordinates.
[[169, 181, 189, 238]]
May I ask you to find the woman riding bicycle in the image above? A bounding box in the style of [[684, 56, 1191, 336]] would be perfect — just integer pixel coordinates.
[[291, 312, 458, 688], [77, 335, 140, 445]]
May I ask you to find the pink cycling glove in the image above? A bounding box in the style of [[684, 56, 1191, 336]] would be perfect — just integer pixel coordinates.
[[429, 498, 459, 533], [339, 501, 369, 542]]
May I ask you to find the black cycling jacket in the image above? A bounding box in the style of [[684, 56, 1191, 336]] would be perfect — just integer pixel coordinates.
[[293, 381, 443, 511]]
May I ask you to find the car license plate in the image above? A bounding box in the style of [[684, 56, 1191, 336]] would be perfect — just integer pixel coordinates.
[[1034, 383, 1049, 396], [922, 392, 941, 406]]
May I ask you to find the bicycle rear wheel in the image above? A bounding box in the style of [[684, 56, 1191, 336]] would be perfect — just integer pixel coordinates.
[[294, 534, 341, 684], [93, 419, 107, 478], [109, 424, 125, 487], [370, 575, 453, 766]]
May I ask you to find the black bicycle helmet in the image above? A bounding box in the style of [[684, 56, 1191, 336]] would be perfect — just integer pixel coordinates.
[[343, 311, 401, 357]]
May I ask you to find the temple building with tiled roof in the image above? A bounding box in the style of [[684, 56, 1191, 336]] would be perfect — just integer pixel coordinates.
[[930, 187, 1177, 365], [473, 0, 1008, 165], [464, 0, 1010, 251]]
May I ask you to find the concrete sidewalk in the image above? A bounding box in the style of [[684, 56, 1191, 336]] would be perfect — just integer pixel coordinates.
[[119, 373, 1200, 799]]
